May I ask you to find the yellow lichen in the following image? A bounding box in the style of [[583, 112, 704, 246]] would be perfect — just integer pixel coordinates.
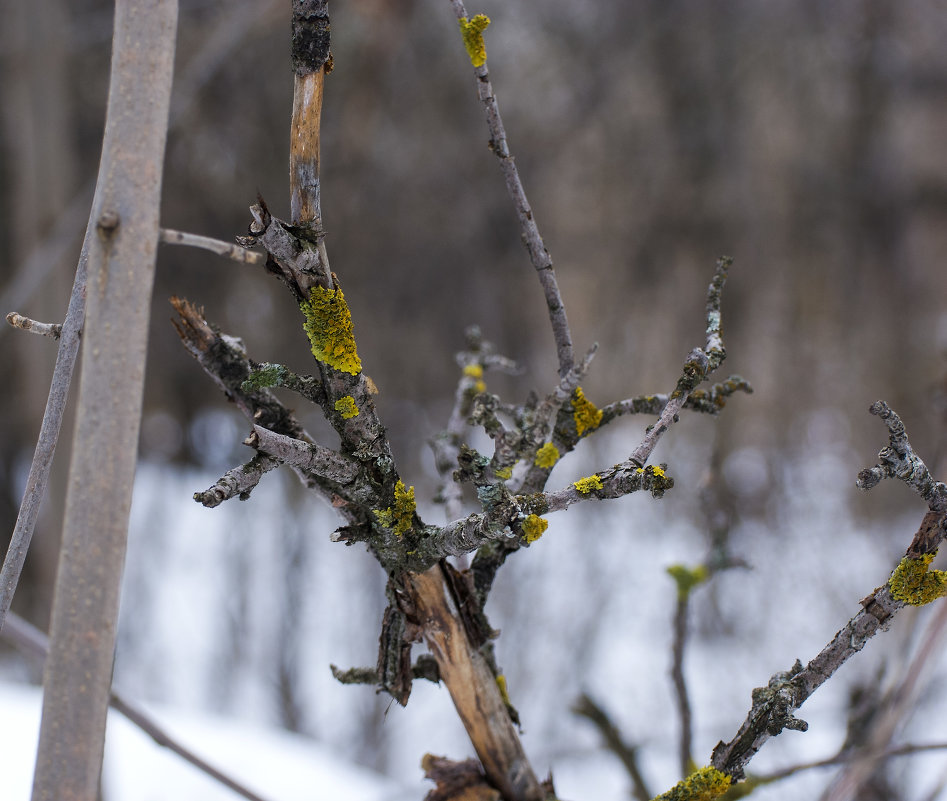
[[889, 553, 947, 606], [459, 15, 490, 67], [300, 284, 362, 375], [650, 766, 731, 801], [373, 479, 416, 536], [572, 387, 603, 436], [521, 514, 549, 544], [534, 442, 560, 469], [496, 674, 511, 706], [573, 475, 604, 494], [334, 395, 359, 420], [463, 364, 487, 392], [651, 465, 666, 478], [495, 465, 513, 480]]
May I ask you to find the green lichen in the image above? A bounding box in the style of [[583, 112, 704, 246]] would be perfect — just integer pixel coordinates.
[[459, 15, 490, 67], [534, 442, 560, 469], [521, 514, 549, 544], [889, 553, 947, 606], [300, 284, 362, 375], [650, 766, 731, 801], [572, 387, 603, 436], [334, 395, 359, 420], [667, 564, 709, 601], [573, 475, 604, 494], [241, 362, 287, 392], [373, 479, 416, 536]]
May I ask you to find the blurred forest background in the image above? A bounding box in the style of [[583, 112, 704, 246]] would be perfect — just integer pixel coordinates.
[[2, 0, 947, 798]]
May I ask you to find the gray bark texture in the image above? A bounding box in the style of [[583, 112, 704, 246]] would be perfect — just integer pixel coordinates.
[[30, 1, 178, 799]]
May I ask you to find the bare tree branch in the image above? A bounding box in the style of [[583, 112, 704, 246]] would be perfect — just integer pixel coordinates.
[[573, 693, 652, 801], [4, 312, 63, 339], [159, 228, 265, 265], [448, 0, 574, 378]]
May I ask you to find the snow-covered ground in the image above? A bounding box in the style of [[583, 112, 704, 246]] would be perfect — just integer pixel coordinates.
[[1, 680, 413, 801]]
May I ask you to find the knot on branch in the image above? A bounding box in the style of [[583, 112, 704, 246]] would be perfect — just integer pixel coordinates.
[[711, 660, 807, 779], [670, 349, 710, 401], [856, 401, 947, 511], [292, 0, 331, 75]]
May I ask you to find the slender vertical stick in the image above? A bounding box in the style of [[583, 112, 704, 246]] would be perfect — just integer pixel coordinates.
[[290, 0, 333, 286], [0, 237, 88, 630], [290, 67, 326, 229], [31, 1, 178, 798]]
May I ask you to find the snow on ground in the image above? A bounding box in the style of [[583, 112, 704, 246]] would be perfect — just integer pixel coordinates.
[[0, 680, 414, 801]]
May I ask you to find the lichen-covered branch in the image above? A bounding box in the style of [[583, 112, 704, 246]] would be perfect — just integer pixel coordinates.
[[242, 362, 326, 407], [857, 400, 947, 515], [430, 326, 493, 521], [599, 376, 753, 424], [246, 425, 359, 484], [628, 257, 731, 469], [172, 298, 366, 521], [706, 404, 947, 785], [194, 452, 282, 508], [171, 297, 309, 441], [448, 0, 574, 379]]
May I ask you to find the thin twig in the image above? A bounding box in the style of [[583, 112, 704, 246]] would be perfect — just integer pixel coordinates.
[[0, 227, 89, 631], [194, 453, 282, 508], [754, 740, 947, 784], [670, 592, 693, 778], [431, 326, 492, 524], [448, 0, 574, 378], [628, 257, 731, 469], [573, 693, 652, 801], [0, 612, 274, 801], [159, 228, 265, 265], [5, 312, 63, 339]]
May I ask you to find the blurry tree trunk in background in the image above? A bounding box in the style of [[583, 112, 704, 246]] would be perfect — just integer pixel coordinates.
[[0, 0, 78, 628], [30, 1, 178, 799]]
